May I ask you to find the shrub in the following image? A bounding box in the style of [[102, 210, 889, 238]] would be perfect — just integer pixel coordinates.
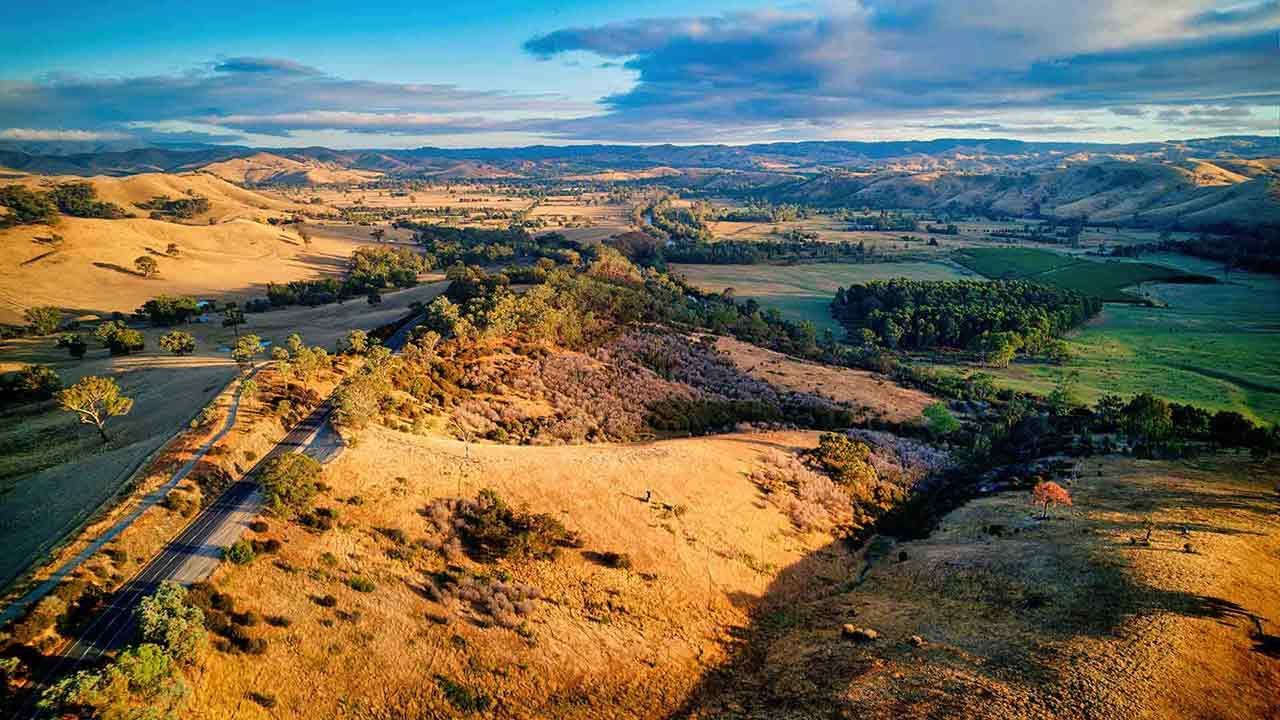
[[1032, 480, 1072, 519], [224, 540, 255, 565], [425, 489, 581, 562], [14, 364, 61, 400], [346, 577, 376, 593], [248, 691, 277, 708], [135, 582, 206, 664], [24, 306, 62, 335], [159, 329, 196, 356], [259, 453, 321, 518]]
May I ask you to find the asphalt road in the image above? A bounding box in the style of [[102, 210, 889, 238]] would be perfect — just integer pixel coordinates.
[[11, 313, 423, 715]]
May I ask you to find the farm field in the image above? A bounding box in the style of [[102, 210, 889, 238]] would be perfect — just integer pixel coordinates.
[[671, 260, 978, 333], [953, 246, 1213, 303], [982, 254, 1280, 424]]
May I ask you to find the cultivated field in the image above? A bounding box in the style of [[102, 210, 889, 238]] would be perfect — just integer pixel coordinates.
[[671, 260, 978, 333], [953, 246, 1213, 303]]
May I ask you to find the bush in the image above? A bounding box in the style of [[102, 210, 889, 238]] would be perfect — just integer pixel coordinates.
[[24, 306, 62, 335], [159, 329, 196, 356], [13, 364, 62, 400], [224, 540, 255, 565], [259, 453, 322, 518], [423, 489, 581, 562], [346, 577, 376, 593]]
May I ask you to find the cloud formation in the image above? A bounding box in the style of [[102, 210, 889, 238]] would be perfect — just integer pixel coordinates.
[[0, 2, 1275, 147], [524, 1, 1279, 140]]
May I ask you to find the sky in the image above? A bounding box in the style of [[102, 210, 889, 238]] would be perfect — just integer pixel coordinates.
[[0, 0, 1276, 148]]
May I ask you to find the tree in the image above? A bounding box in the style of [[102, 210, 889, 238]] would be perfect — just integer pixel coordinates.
[[23, 306, 62, 335], [231, 334, 262, 372], [340, 329, 370, 355], [158, 330, 196, 356], [221, 303, 246, 338], [1124, 393, 1172, 445], [922, 402, 961, 437], [240, 377, 259, 406], [135, 255, 159, 277], [165, 242, 180, 257], [1032, 480, 1072, 519], [15, 364, 62, 400], [58, 375, 134, 442], [136, 582, 205, 664], [260, 453, 321, 517]]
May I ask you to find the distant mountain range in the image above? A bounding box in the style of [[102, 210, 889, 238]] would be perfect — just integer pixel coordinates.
[[0, 135, 1275, 177], [1, 135, 1276, 231]]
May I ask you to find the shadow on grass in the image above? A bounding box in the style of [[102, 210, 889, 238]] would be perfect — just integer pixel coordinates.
[[667, 460, 1279, 718]]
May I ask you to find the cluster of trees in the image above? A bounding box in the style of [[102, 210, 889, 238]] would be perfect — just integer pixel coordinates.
[[0, 182, 130, 226], [396, 222, 581, 268], [715, 201, 808, 223], [260, 245, 428, 309], [1110, 232, 1280, 276], [831, 280, 1100, 364], [39, 582, 204, 718], [842, 210, 918, 232], [661, 238, 876, 265], [635, 196, 714, 242], [137, 295, 201, 324], [135, 194, 211, 220]]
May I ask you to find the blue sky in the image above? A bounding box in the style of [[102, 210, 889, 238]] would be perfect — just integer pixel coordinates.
[[0, 0, 1276, 147]]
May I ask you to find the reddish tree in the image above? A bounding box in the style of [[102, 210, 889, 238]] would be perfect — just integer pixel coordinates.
[[1032, 481, 1072, 519]]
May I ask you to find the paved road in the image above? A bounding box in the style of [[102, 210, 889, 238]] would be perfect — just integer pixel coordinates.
[[11, 314, 423, 715], [0, 367, 263, 628]]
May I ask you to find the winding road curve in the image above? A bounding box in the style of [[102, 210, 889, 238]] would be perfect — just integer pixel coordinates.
[[7, 315, 422, 716]]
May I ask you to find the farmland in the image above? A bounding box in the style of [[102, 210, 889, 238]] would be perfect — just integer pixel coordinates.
[[670, 260, 978, 333], [953, 247, 1214, 303], [978, 254, 1280, 424]]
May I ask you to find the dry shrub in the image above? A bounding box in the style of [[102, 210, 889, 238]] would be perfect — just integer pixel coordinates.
[[422, 568, 543, 630], [750, 450, 852, 533], [419, 489, 582, 562]]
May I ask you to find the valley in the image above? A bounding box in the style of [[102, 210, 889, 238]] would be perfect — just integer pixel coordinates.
[[0, 134, 1276, 720]]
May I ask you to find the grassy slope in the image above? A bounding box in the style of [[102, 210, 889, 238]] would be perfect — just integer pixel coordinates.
[[182, 429, 1280, 719], [184, 428, 841, 719], [678, 454, 1280, 719], [990, 254, 1280, 424], [671, 261, 976, 333]]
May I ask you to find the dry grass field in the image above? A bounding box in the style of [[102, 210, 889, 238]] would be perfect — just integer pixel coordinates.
[[0, 174, 370, 325], [182, 427, 839, 719], [679, 454, 1280, 719], [175, 427, 1280, 719], [711, 335, 937, 424]]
